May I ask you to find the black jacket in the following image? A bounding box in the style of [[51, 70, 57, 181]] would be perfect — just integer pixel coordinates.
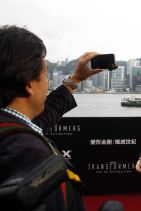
[[0, 85, 86, 211]]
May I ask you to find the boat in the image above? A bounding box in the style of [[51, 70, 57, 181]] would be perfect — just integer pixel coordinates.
[[121, 96, 141, 107]]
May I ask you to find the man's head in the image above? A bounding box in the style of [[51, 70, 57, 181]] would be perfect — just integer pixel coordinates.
[[0, 25, 47, 111], [98, 200, 124, 211]]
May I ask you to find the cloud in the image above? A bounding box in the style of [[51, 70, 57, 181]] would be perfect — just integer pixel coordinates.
[[0, 0, 140, 61]]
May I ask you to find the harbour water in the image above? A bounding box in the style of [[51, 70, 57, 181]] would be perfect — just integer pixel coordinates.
[[64, 93, 141, 117]]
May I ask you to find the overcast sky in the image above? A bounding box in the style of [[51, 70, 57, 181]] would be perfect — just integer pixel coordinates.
[[0, 0, 141, 62]]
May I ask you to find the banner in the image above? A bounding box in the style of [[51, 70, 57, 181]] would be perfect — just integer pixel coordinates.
[[46, 117, 141, 194]]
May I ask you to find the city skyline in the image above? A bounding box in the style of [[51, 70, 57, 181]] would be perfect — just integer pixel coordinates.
[[0, 0, 141, 62], [47, 57, 141, 93], [47, 56, 141, 64]]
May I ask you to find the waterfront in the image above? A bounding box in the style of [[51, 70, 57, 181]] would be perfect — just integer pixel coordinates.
[[64, 93, 141, 117]]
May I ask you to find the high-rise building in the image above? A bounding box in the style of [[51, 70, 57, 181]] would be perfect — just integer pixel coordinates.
[[102, 70, 112, 91], [111, 66, 125, 92], [132, 66, 141, 91], [127, 59, 140, 90], [53, 73, 65, 89]]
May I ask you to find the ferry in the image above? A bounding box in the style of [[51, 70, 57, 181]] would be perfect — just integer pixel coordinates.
[[121, 96, 141, 107]]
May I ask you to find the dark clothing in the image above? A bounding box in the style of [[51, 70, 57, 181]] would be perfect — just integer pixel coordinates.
[[0, 85, 86, 211], [33, 85, 77, 134]]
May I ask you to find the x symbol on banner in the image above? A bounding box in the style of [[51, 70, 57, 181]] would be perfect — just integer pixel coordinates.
[[62, 150, 72, 158]]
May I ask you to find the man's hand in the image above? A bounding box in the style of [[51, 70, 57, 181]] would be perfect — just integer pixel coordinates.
[[136, 158, 141, 173], [70, 52, 103, 83]]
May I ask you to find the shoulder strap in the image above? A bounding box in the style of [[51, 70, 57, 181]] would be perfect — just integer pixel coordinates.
[[0, 121, 75, 169], [0, 122, 58, 156], [0, 121, 64, 158], [0, 122, 42, 139], [0, 120, 82, 187]]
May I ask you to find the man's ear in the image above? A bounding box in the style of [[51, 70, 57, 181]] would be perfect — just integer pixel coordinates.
[[25, 81, 34, 96]]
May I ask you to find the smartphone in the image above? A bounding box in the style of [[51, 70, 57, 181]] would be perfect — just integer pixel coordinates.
[[91, 54, 118, 70]]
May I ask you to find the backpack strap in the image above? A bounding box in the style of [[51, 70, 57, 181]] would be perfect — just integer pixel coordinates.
[[0, 122, 29, 137], [0, 120, 83, 211], [0, 121, 67, 161], [0, 121, 82, 184], [0, 122, 44, 140]]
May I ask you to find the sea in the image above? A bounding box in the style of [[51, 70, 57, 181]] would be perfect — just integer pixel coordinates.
[[64, 93, 141, 117]]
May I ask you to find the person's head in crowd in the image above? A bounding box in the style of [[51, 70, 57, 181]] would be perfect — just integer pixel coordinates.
[[98, 200, 124, 211], [0, 25, 48, 118]]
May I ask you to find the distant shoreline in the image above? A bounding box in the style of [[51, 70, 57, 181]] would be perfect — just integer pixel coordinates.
[[74, 92, 141, 94]]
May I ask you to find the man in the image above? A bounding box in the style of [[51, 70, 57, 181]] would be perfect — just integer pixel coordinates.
[[0, 25, 102, 211], [136, 157, 141, 173]]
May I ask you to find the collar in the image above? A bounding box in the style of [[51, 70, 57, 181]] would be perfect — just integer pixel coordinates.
[[1, 107, 43, 136]]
